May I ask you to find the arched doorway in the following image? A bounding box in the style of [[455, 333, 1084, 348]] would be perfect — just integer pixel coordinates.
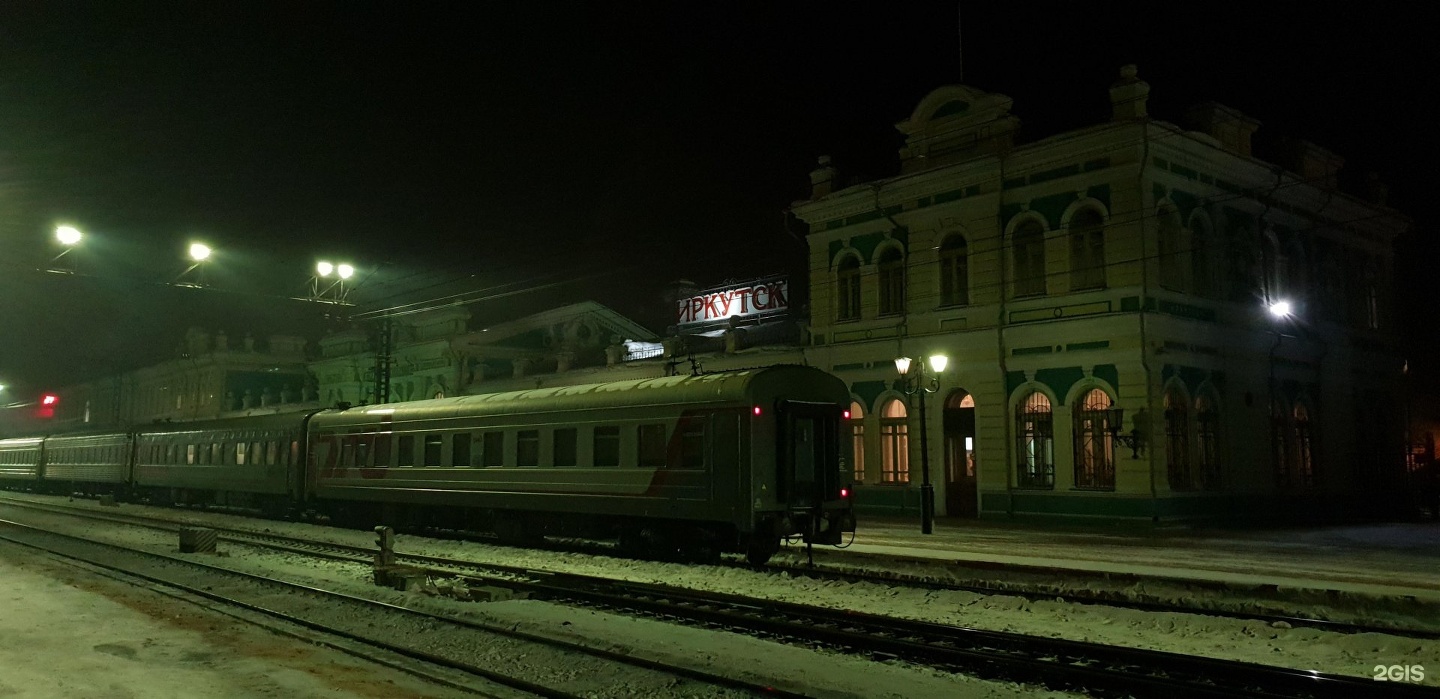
[[943, 391, 978, 517]]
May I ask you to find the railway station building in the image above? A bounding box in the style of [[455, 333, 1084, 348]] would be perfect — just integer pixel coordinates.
[[792, 66, 1411, 523]]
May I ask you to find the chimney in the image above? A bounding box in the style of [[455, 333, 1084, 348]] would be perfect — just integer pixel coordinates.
[[809, 156, 838, 198], [1185, 102, 1262, 157], [1108, 65, 1150, 121], [1279, 137, 1345, 190]]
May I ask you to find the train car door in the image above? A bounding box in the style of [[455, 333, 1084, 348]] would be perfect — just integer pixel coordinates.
[[943, 391, 978, 518], [775, 401, 841, 508]]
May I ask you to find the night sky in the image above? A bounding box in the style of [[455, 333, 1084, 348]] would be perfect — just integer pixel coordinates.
[[2, 2, 1436, 398]]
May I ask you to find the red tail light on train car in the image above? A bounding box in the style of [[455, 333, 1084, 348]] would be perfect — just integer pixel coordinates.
[[840, 488, 850, 499], [752, 405, 762, 416]]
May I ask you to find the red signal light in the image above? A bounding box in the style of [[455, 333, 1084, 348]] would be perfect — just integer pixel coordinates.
[[842, 409, 851, 419], [840, 488, 850, 498], [752, 405, 762, 416], [41, 394, 58, 406]]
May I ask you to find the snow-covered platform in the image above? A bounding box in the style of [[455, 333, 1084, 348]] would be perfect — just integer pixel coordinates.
[[835, 517, 1440, 602]]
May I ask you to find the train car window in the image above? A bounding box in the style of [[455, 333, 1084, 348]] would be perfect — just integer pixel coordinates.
[[675, 417, 706, 469], [452, 434, 471, 467], [356, 436, 371, 468], [479, 432, 502, 467], [517, 430, 539, 467], [213, 443, 223, 465], [423, 434, 443, 467], [373, 435, 390, 467], [594, 427, 620, 467], [398, 435, 415, 467], [341, 436, 357, 468], [235, 442, 247, 465], [289, 440, 299, 467], [253, 441, 266, 466], [638, 424, 666, 468], [553, 428, 577, 467]]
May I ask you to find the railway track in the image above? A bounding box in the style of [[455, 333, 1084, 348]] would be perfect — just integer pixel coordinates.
[[0, 513, 806, 699], [4, 495, 1434, 698]]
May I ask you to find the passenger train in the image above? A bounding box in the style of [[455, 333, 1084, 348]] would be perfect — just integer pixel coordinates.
[[0, 365, 856, 564]]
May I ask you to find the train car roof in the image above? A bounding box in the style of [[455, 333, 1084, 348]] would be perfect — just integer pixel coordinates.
[[133, 411, 315, 438], [313, 365, 843, 427]]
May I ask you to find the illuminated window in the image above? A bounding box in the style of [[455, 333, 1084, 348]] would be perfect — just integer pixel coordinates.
[[848, 401, 865, 482], [1012, 221, 1046, 297], [235, 442, 247, 465], [879, 399, 909, 484], [1073, 388, 1114, 489], [877, 248, 906, 316], [938, 235, 969, 306], [836, 255, 862, 321], [1069, 209, 1106, 291], [1164, 388, 1191, 490], [1293, 402, 1314, 487], [1015, 392, 1053, 488], [1195, 392, 1220, 489]]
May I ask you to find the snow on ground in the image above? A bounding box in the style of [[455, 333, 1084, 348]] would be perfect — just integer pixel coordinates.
[[4, 492, 1438, 690], [0, 547, 480, 699], [0, 499, 1074, 699]]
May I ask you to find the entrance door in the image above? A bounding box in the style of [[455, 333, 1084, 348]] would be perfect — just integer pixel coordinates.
[[943, 392, 978, 517]]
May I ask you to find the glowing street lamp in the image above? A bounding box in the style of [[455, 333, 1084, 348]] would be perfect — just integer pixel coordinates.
[[895, 353, 948, 534], [55, 225, 83, 246], [188, 242, 212, 262], [1268, 299, 1292, 318]]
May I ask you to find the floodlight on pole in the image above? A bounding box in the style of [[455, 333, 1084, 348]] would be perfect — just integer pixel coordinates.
[[1268, 300, 1292, 318], [189, 243, 212, 262], [55, 226, 83, 246], [316, 261, 334, 277], [337, 263, 355, 279]]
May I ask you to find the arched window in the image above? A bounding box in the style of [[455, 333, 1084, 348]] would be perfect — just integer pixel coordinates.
[[836, 255, 861, 321], [1069, 209, 1106, 291], [880, 399, 909, 483], [1195, 392, 1220, 490], [1293, 402, 1314, 487], [939, 235, 969, 306], [1014, 391, 1054, 488], [1073, 388, 1115, 489], [1191, 214, 1213, 297], [1158, 207, 1185, 291], [1164, 388, 1191, 490], [1012, 221, 1046, 297], [848, 401, 865, 482], [877, 247, 906, 316]]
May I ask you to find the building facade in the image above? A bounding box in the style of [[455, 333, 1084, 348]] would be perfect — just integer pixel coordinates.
[[793, 67, 1409, 522], [50, 327, 316, 430]]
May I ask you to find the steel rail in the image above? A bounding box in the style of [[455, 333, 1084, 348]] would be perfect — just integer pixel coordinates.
[[0, 516, 806, 699]]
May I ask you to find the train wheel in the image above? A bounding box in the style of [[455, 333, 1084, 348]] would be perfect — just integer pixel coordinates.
[[745, 538, 780, 566]]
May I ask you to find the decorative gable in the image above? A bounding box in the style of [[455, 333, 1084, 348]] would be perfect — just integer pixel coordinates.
[[896, 85, 1019, 173]]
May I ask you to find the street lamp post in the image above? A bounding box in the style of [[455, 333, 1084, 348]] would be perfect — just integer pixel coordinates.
[[895, 354, 948, 534]]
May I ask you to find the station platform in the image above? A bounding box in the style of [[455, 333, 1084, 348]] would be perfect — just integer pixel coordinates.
[[832, 516, 1440, 603]]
